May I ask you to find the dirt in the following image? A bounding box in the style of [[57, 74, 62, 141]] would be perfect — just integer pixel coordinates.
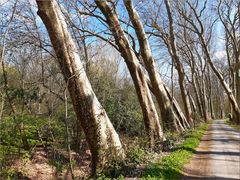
[[11, 150, 57, 180], [10, 148, 91, 180], [181, 119, 240, 180]]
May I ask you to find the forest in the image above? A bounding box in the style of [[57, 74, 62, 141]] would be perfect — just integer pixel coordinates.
[[0, 0, 239, 179]]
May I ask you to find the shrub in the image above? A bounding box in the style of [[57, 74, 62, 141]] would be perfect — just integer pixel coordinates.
[[127, 145, 145, 164]]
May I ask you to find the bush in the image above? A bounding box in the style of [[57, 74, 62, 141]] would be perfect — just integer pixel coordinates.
[[127, 145, 145, 164]]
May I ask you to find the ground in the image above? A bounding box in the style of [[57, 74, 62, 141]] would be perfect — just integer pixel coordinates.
[[8, 149, 91, 180]]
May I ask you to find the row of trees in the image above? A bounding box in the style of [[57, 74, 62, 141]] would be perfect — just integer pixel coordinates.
[[1, 0, 239, 176]]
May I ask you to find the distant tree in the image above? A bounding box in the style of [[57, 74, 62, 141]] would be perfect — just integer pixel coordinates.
[[176, 0, 240, 123], [217, 0, 240, 123]]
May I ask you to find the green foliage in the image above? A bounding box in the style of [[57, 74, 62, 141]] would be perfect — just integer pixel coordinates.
[[1, 114, 46, 148], [100, 138, 151, 178], [0, 145, 19, 168], [7, 86, 39, 102], [49, 159, 65, 173], [142, 123, 209, 179], [100, 159, 129, 178], [162, 132, 181, 151], [88, 62, 144, 136], [1, 168, 20, 180], [127, 145, 145, 164], [22, 152, 30, 163]]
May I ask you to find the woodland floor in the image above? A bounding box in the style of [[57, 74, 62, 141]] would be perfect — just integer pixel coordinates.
[[3, 148, 92, 179], [181, 119, 240, 180]]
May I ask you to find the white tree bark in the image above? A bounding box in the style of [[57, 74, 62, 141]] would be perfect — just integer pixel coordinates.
[[36, 0, 124, 175], [124, 0, 187, 131], [95, 0, 164, 146], [164, 0, 193, 124]]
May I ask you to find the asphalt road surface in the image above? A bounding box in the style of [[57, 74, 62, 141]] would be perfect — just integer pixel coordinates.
[[181, 119, 240, 180]]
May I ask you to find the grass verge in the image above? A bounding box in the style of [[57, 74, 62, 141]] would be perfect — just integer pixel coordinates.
[[142, 122, 209, 179], [225, 119, 240, 131]]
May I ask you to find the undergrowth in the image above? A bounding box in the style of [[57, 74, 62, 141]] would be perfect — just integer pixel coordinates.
[[225, 119, 240, 131]]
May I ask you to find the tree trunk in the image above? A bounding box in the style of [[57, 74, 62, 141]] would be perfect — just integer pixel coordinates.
[[195, 69, 209, 122], [124, 0, 185, 131], [36, 0, 124, 175], [164, 0, 193, 125], [145, 77, 187, 131], [192, 74, 204, 118], [206, 66, 215, 119], [234, 43, 240, 123], [95, 0, 163, 147], [202, 74, 209, 121], [163, 84, 189, 130], [200, 36, 240, 122]]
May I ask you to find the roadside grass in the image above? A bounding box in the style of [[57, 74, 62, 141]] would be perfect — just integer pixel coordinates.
[[142, 122, 209, 179], [225, 119, 240, 131]]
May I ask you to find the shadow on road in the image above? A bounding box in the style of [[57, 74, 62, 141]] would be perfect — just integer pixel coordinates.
[[195, 150, 240, 156], [201, 139, 240, 143], [181, 174, 240, 180]]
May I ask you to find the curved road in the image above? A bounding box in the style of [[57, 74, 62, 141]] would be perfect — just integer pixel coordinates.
[[182, 120, 240, 180]]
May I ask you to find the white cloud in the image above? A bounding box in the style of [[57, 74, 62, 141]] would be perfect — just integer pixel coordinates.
[[0, 0, 8, 5], [214, 50, 226, 60]]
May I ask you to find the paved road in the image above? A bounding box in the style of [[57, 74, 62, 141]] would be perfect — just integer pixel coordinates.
[[181, 120, 240, 180]]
